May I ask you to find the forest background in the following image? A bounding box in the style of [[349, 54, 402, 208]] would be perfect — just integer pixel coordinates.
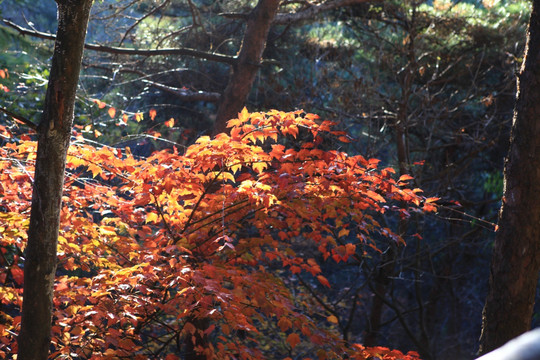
[[0, 0, 535, 359]]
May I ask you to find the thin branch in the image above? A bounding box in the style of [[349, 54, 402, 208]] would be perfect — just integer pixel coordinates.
[[0, 106, 37, 131], [151, 193, 182, 246], [297, 274, 341, 319], [118, 0, 171, 46], [141, 79, 221, 102], [1, 18, 237, 65]]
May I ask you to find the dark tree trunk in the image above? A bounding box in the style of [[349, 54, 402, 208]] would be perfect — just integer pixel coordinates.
[[479, 0, 540, 354], [17, 1, 93, 359], [213, 0, 280, 135]]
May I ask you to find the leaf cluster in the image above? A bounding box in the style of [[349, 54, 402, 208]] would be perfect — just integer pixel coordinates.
[[0, 110, 434, 359]]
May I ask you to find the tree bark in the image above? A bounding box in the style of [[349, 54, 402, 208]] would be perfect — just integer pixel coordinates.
[[479, 0, 540, 354], [17, 0, 93, 359], [213, 0, 280, 135]]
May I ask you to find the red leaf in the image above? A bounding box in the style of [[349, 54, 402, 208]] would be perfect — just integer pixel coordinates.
[[10, 266, 24, 285], [286, 333, 301, 349]]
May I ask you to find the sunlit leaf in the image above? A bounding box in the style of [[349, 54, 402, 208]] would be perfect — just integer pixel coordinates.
[[327, 315, 339, 324], [149, 108, 157, 121], [164, 118, 175, 128]]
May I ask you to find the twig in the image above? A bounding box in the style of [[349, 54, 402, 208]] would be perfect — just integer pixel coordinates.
[[0, 106, 37, 131]]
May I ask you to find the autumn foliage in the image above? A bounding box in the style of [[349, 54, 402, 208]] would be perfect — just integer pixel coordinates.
[[0, 108, 432, 359]]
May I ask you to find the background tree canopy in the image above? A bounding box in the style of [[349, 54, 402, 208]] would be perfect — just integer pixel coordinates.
[[0, 0, 535, 359]]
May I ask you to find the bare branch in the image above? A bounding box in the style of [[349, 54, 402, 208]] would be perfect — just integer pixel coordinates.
[[111, 67, 222, 102], [1, 18, 237, 65], [118, 0, 171, 46], [141, 79, 221, 102], [0, 106, 37, 131]]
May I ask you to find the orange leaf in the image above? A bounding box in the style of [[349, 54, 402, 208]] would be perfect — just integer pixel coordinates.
[[345, 243, 356, 255], [0, 69, 5, 79], [317, 275, 331, 288], [93, 99, 107, 109], [338, 228, 350, 238], [286, 333, 301, 349], [230, 126, 242, 140], [238, 107, 249, 124], [398, 174, 414, 182], [327, 315, 339, 324], [149, 108, 157, 121], [108, 107, 116, 118], [87, 163, 102, 178], [164, 118, 175, 128], [366, 190, 385, 202]]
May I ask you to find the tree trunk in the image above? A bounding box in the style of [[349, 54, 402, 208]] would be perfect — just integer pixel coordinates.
[[17, 1, 93, 359], [479, 0, 540, 354], [213, 0, 280, 135]]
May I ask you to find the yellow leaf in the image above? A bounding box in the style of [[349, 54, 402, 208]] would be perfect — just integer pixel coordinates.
[[66, 305, 81, 316], [230, 163, 242, 174], [146, 212, 159, 224], [252, 161, 268, 174], [338, 228, 350, 238], [87, 163, 102, 178], [99, 226, 117, 236], [238, 107, 249, 124], [164, 118, 175, 128], [327, 315, 339, 324]]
